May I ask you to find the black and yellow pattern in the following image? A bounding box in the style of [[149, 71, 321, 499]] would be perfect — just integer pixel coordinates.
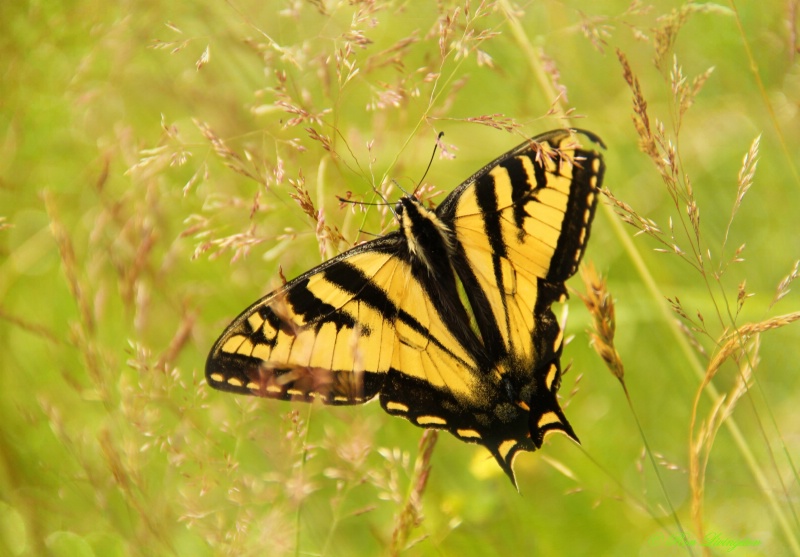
[[206, 129, 605, 486]]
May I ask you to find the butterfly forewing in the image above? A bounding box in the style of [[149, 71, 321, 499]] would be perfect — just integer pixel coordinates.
[[439, 129, 603, 362], [206, 128, 605, 487], [207, 236, 482, 404], [207, 241, 404, 404]]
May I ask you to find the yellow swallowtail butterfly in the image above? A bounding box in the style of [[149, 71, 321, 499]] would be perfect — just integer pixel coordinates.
[[206, 128, 605, 487]]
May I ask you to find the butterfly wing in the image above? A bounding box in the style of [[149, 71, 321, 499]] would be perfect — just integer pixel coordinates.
[[381, 129, 605, 481], [437, 128, 603, 360], [205, 235, 482, 406]]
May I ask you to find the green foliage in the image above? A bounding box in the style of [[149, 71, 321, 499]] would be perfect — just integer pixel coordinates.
[[2, 1, 799, 556]]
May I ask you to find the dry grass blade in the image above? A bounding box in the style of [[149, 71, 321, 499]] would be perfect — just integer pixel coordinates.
[[790, 0, 800, 63], [194, 119, 261, 182], [671, 56, 715, 122], [389, 430, 438, 556], [688, 311, 800, 552], [653, 4, 731, 72], [579, 263, 624, 383], [579, 263, 695, 549], [771, 260, 800, 309], [44, 193, 96, 334], [719, 135, 760, 273], [155, 309, 197, 372], [617, 50, 653, 151], [0, 307, 63, 346], [459, 114, 522, 132]]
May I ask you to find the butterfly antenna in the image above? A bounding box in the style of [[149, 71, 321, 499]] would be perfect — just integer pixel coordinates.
[[335, 194, 391, 208], [412, 132, 444, 196], [339, 132, 444, 218], [335, 189, 397, 225]]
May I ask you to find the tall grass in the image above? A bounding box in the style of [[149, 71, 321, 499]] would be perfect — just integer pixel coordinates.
[[1, 1, 799, 556]]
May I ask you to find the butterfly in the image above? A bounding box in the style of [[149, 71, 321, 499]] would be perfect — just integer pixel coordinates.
[[206, 128, 605, 487]]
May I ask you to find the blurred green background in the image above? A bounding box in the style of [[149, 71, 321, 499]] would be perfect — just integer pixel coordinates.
[[2, 1, 799, 556]]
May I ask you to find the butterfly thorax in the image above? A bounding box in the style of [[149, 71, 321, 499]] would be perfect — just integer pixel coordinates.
[[396, 196, 455, 275]]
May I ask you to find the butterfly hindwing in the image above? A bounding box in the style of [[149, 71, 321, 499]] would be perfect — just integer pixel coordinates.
[[206, 128, 605, 487]]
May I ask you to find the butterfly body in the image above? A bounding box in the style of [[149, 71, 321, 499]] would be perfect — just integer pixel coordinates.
[[207, 129, 605, 486]]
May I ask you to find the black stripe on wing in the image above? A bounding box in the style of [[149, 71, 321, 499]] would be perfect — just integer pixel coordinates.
[[546, 133, 605, 282]]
